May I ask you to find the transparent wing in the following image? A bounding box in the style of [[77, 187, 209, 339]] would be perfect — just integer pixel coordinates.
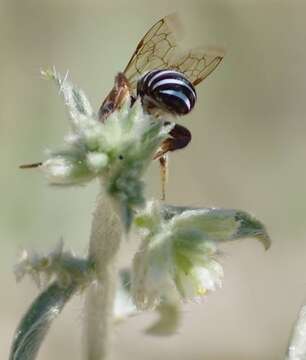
[[123, 15, 224, 89], [170, 47, 224, 86], [123, 14, 180, 89]]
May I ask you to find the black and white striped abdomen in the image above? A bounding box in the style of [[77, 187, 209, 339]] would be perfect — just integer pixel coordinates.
[[137, 70, 197, 116]]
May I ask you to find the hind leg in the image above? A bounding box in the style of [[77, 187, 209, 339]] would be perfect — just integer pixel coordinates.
[[156, 124, 192, 200], [154, 123, 192, 159]]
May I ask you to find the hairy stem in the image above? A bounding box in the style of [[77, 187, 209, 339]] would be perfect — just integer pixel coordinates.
[[84, 187, 123, 360]]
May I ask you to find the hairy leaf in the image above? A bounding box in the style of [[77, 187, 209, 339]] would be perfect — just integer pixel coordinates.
[[9, 281, 76, 360], [164, 205, 271, 250]]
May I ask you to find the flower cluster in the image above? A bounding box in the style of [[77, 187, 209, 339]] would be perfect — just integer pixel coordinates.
[[132, 201, 270, 311], [39, 69, 173, 227]]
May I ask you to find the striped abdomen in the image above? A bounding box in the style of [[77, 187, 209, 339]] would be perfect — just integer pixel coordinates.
[[137, 70, 197, 116]]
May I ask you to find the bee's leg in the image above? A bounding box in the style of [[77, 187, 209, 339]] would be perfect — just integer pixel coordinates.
[[98, 72, 132, 121], [156, 124, 191, 200], [154, 123, 192, 159], [159, 154, 169, 201]]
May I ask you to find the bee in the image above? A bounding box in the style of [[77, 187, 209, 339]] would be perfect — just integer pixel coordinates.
[[22, 15, 224, 199], [98, 14, 224, 198], [99, 14, 223, 123]]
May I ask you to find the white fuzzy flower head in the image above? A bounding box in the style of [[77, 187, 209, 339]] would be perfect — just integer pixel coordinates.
[[132, 201, 270, 309], [38, 69, 173, 228]]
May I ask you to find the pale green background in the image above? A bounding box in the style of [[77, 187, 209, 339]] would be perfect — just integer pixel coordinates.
[[1, 0, 306, 359]]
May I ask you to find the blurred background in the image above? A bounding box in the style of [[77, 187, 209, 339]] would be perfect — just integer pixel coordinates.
[[1, 0, 306, 359]]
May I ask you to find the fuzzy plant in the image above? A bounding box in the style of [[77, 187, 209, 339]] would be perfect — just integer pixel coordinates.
[[12, 67, 297, 360]]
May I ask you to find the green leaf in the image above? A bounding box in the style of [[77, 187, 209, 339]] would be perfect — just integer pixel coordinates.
[[9, 281, 76, 360], [163, 206, 271, 250], [234, 210, 271, 250]]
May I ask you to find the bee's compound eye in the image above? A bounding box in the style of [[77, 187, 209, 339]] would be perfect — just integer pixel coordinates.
[[137, 70, 197, 116]]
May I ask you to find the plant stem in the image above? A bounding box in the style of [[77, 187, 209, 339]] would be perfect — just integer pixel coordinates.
[[84, 187, 123, 360]]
